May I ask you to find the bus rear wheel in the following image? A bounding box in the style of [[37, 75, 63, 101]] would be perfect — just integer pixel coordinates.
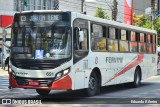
[[36, 89, 50, 95], [132, 68, 141, 88], [86, 71, 98, 96]]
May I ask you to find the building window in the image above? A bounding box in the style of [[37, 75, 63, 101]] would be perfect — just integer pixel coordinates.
[[37, 0, 41, 10], [14, 0, 18, 11], [14, 0, 54, 11], [42, 0, 46, 10]]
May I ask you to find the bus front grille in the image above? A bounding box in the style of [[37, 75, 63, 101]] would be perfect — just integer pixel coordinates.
[[10, 58, 59, 70], [15, 76, 54, 87]]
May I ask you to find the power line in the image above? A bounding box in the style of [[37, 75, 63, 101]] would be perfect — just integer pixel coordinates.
[[99, 0, 146, 13], [61, 0, 141, 24], [85, 4, 134, 17], [60, 0, 136, 17]]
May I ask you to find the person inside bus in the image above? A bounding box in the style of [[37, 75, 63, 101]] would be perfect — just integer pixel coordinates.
[[3, 56, 9, 71]]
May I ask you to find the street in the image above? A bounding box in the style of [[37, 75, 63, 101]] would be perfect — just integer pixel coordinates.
[[1, 69, 160, 107], [1, 75, 160, 99]]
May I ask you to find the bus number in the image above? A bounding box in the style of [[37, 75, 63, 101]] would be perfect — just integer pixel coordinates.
[[46, 72, 54, 76]]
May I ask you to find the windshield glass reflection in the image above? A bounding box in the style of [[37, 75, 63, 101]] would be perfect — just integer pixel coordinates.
[[11, 25, 71, 60]]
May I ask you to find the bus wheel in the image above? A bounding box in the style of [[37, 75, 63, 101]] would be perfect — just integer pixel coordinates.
[[36, 89, 50, 95], [132, 68, 141, 88], [86, 72, 98, 96]]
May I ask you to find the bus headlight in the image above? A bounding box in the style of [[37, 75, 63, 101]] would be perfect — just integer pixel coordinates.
[[11, 70, 16, 78], [55, 68, 70, 80]]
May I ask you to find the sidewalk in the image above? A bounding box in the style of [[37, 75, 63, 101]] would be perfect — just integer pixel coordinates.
[[0, 68, 9, 77]]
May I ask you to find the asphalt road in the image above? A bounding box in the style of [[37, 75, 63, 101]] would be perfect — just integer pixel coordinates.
[[0, 74, 160, 106]]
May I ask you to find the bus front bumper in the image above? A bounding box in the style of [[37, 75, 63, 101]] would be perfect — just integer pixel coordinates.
[[8, 72, 72, 90]]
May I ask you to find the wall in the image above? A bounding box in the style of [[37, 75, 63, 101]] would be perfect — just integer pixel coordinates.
[[0, 0, 15, 15], [134, 0, 150, 15]]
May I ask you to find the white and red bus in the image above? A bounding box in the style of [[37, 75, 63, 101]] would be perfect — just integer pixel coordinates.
[[8, 10, 157, 96]]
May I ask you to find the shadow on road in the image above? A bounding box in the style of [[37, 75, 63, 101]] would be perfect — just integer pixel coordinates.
[[29, 82, 159, 98], [21, 82, 160, 104]]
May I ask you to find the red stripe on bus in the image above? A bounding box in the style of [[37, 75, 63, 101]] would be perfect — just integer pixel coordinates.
[[9, 74, 72, 90], [104, 54, 144, 85], [51, 75, 72, 90], [9, 73, 18, 88]]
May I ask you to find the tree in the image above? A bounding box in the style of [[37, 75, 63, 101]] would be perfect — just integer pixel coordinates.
[[133, 14, 160, 46], [95, 7, 109, 19], [133, 14, 152, 29], [155, 17, 160, 36]]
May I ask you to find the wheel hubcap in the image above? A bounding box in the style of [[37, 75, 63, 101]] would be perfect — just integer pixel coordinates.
[[136, 73, 140, 85], [89, 77, 96, 90]]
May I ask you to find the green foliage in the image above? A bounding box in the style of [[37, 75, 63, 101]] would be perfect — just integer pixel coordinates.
[[155, 18, 160, 35], [95, 7, 109, 19], [133, 14, 160, 46], [155, 18, 160, 46], [133, 14, 152, 29]]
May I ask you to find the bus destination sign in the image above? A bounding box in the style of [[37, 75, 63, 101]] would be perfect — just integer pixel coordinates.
[[20, 14, 62, 22]]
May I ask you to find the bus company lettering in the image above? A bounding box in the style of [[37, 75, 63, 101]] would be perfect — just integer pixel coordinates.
[[15, 72, 28, 76], [106, 57, 123, 63]]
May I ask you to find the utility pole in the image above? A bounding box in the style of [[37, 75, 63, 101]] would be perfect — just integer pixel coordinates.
[[158, 0, 160, 14], [112, 0, 118, 21], [151, 0, 156, 30], [81, 0, 85, 13]]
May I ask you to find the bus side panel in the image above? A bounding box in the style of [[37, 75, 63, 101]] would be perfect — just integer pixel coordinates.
[[142, 54, 157, 80], [73, 57, 89, 90], [89, 52, 114, 86]]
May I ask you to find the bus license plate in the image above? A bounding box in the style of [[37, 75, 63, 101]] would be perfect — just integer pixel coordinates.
[[28, 81, 39, 86]]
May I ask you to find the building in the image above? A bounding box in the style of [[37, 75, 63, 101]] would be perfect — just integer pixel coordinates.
[[134, 0, 151, 15]]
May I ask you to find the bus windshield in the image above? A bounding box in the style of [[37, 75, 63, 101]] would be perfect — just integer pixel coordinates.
[[11, 13, 71, 60]]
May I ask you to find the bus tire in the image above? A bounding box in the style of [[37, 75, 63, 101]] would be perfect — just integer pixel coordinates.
[[86, 71, 98, 96], [132, 68, 141, 88], [36, 89, 50, 95]]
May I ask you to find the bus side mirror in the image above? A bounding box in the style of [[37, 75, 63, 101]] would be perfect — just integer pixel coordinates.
[[79, 31, 84, 42], [2, 29, 7, 42]]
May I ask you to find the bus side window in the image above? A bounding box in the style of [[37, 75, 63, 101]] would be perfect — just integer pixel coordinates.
[[80, 29, 88, 50], [152, 34, 156, 53], [146, 34, 153, 53], [73, 28, 88, 50], [107, 27, 118, 52], [129, 31, 138, 52], [73, 27, 79, 50], [139, 33, 146, 53], [91, 24, 106, 51], [119, 29, 129, 52], [73, 19, 89, 64]]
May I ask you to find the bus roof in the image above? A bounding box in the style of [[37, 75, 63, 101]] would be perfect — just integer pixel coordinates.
[[15, 10, 156, 34], [16, 10, 63, 14], [72, 12, 157, 34]]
